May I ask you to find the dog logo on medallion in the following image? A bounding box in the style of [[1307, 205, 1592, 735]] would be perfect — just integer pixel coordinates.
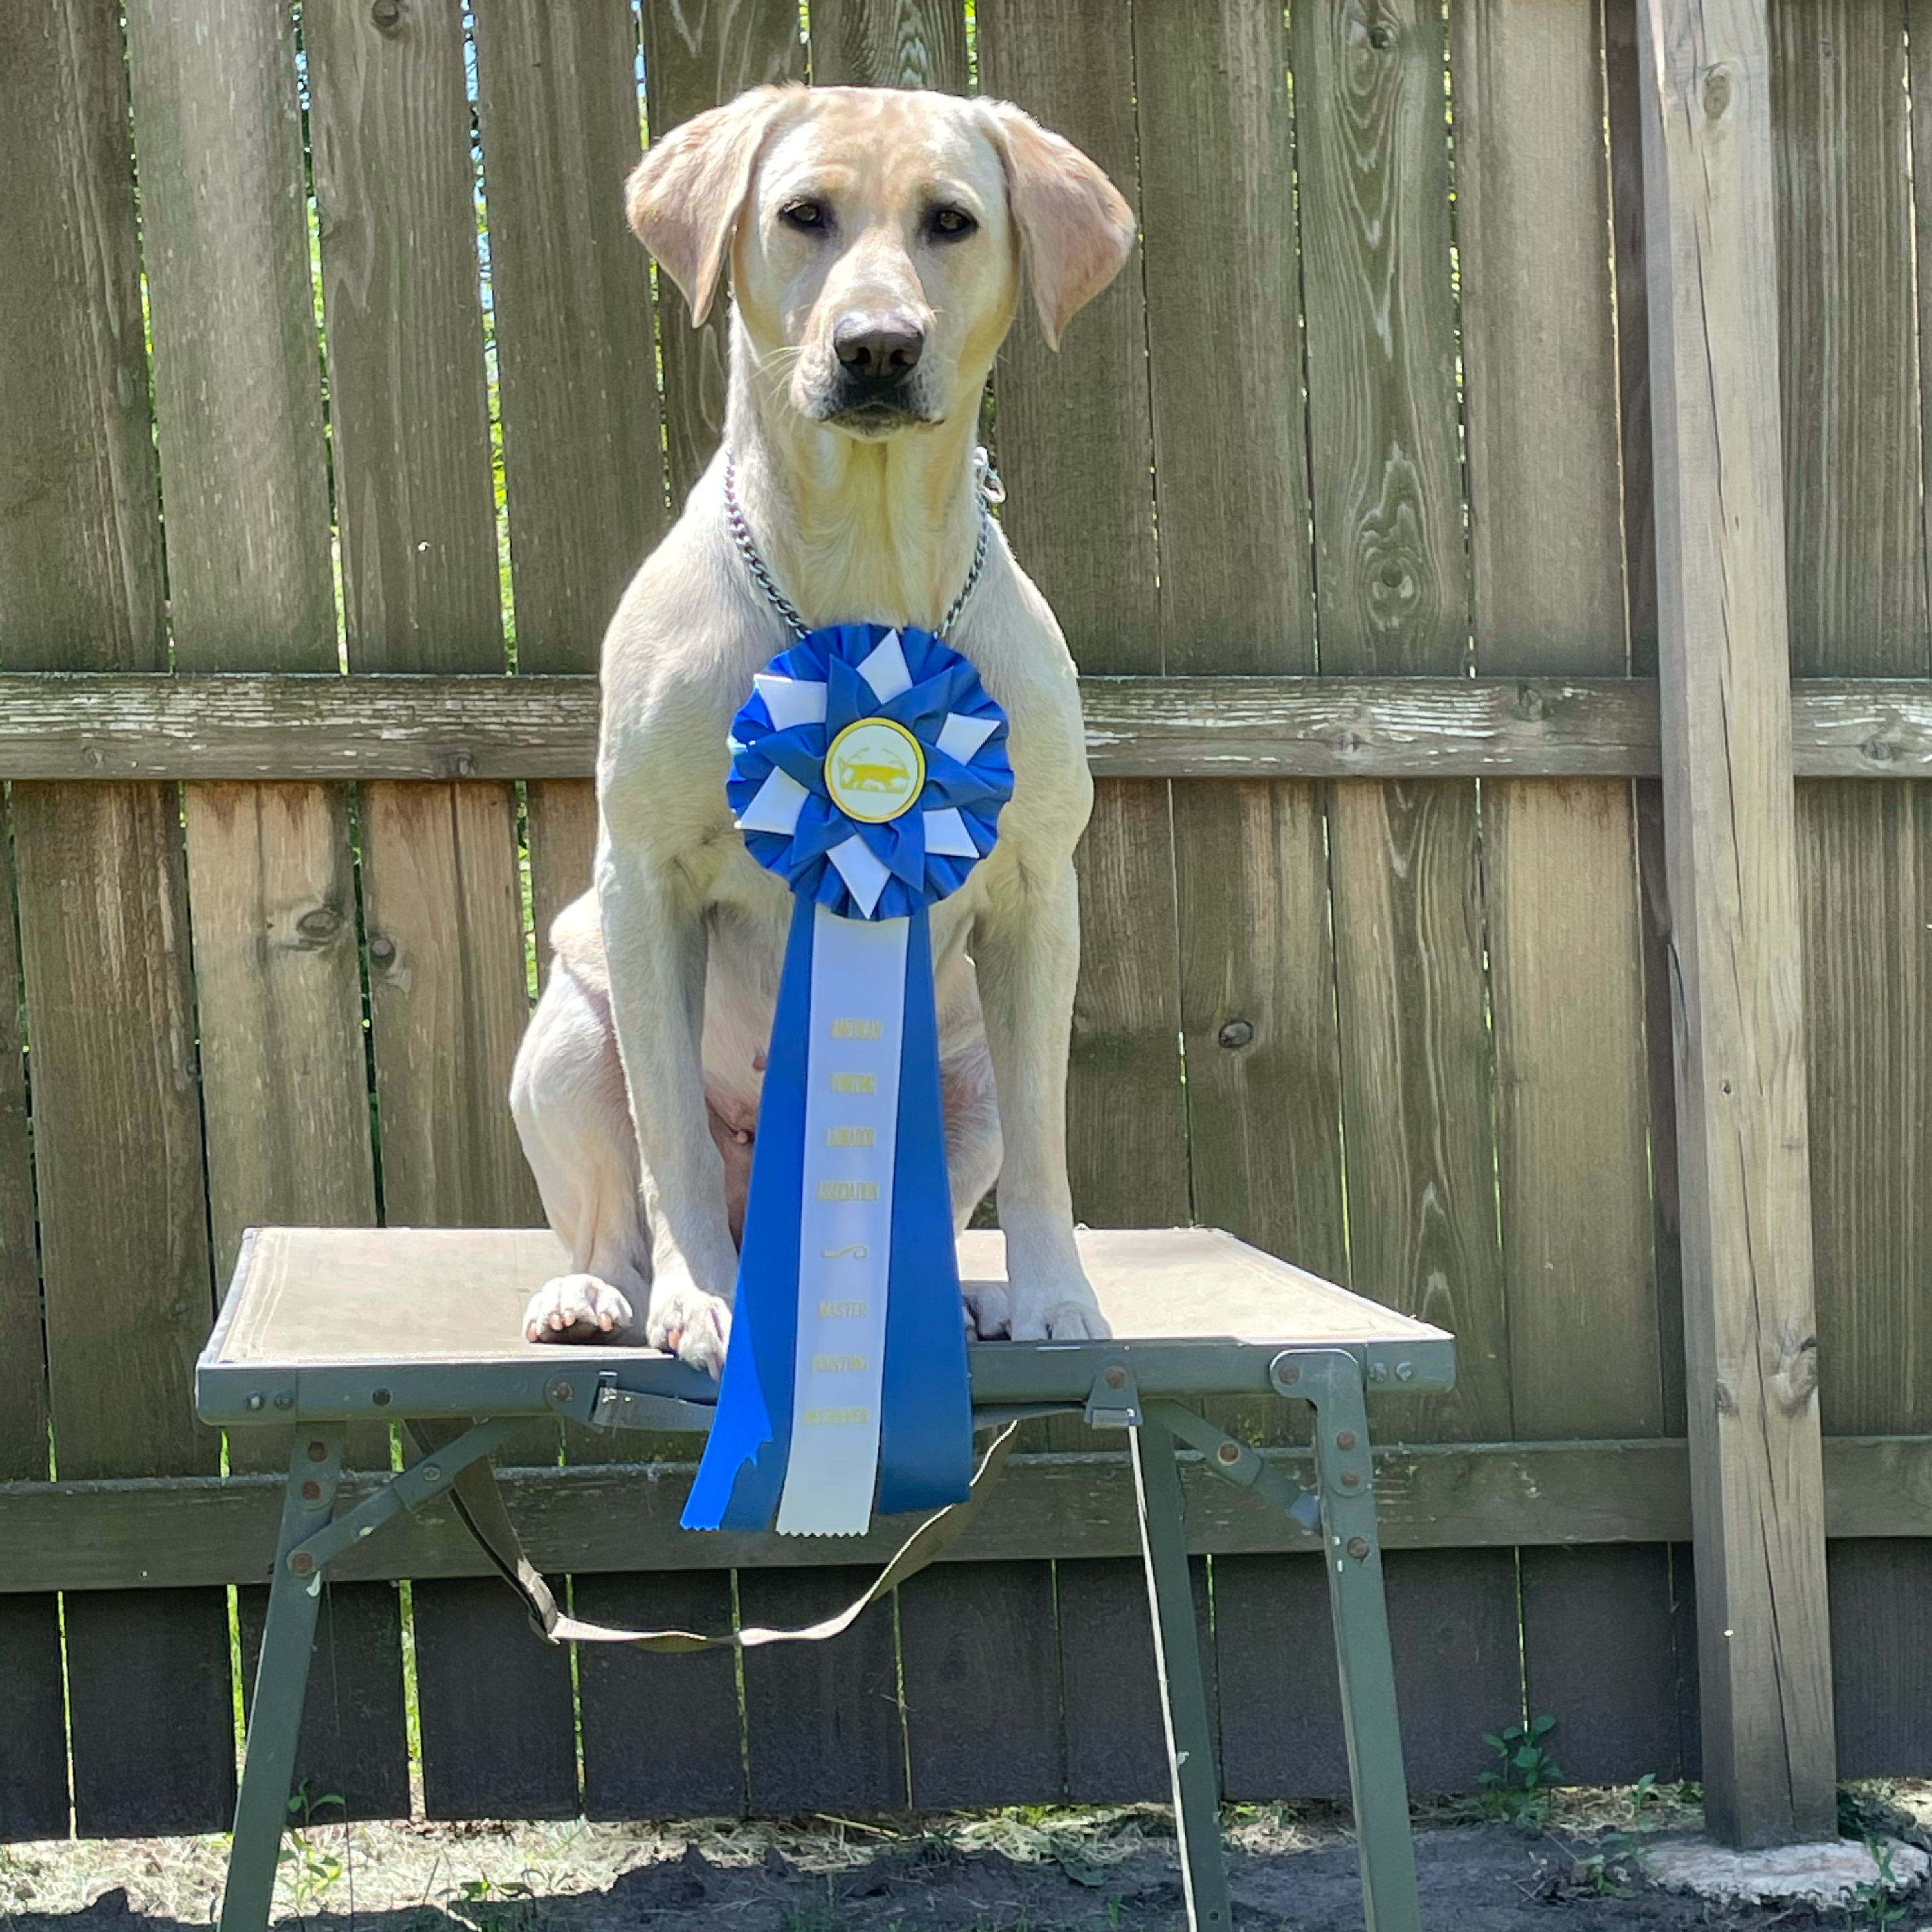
[[826, 717, 926, 823]]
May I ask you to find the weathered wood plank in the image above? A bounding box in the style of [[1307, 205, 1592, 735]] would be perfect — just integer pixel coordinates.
[[0, 0, 226, 1840], [1455, 0, 1660, 1444], [1784, 0, 1931, 1797], [9, 671, 1932, 780], [1057, 1556, 1215, 1803], [739, 1568, 904, 1813], [236, 1580, 411, 1822], [319, 0, 566, 1809], [576, 1570, 745, 1818], [1296, 0, 1502, 1456], [641, 0, 803, 509], [1639, 0, 1836, 1844], [0, 887, 59, 1841], [473, 0, 667, 1014], [901, 1560, 1064, 1806], [1137, 0, 1342, 1455], [1827, 1540, 1932, 1777], [979, 0, 1181, 1263], [1521, 1545, 1688, 1784], [56, 1430, 1932, 1591], [810, 0, 967, 89], [1216, 1548, 1523, 1799], [411, 1575, 579, 1820]]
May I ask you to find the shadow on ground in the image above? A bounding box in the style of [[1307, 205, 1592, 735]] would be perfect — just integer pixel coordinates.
[[4, 1821, 1927, 1932]]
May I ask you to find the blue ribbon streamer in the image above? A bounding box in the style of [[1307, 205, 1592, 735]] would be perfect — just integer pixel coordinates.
[[682, 624, 1009, 1533]]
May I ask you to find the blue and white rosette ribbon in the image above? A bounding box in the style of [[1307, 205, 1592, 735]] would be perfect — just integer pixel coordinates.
[[682, 622, 1013, 1536]]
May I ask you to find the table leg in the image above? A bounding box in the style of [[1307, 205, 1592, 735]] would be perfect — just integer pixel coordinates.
[[220, 1428, 344, 1932], [1130, 1414, 1232, 1932], [1286, 1353, 1422, 1932]]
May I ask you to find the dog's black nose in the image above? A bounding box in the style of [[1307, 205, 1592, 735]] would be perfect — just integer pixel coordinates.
[[833, 316, 924, 379]]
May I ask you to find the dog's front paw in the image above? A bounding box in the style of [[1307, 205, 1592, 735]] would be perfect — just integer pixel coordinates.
[[963, 1282, 1013, 1340], [1010, 1286, 1112, 1343], [524, 1273, 635, 1343], [647, 1276, 733, 1376]]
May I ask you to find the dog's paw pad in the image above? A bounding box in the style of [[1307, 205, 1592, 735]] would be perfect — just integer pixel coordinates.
[[524, 1273, 634, 1344], [1009, 1291, 1112, 1343]]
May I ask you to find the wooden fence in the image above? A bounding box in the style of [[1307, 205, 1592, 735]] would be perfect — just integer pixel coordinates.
[[1, 0, 1928, 1846]]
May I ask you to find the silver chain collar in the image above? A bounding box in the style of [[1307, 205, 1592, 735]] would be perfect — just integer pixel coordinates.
[[723, 445, 1001, 643]]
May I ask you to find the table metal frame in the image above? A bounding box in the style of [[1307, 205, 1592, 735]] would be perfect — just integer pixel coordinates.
[[202, 1280, 1453, 1932]]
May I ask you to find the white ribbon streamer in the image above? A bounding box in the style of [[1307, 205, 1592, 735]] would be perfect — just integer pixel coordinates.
[[774, 908, 909, 1536]]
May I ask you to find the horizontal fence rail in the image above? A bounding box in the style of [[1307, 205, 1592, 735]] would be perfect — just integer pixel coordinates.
[[6, 1434, 1931, 1594], [1, 671, 1931, 780]]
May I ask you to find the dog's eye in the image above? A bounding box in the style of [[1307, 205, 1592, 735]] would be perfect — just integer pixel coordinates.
[[779, 199, 827, 233], [929, 206, 977, 241]]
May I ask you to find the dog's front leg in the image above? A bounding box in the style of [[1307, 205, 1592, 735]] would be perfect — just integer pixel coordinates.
[[595, 843, 739, 1372], [974, 859, 1109, 1340]]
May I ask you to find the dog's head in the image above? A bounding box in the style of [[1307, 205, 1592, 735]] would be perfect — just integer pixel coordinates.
[[626, 85, 1135, 438]]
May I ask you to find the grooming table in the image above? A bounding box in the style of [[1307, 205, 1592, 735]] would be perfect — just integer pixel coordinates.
[[199, 1225, 1454, 1932]]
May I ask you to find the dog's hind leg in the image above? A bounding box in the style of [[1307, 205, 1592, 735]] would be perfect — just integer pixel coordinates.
[[509, 956, 652, 1343]]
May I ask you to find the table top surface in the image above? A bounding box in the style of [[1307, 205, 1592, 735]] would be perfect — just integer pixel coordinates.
[[199, 1225, 1455, 1423]]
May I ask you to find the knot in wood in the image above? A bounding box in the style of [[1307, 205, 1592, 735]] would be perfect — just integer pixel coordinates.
[[370, 0, 402, 30], [1770, 1323, 1820, 1411], [1701, 65, 1733, 121], [296, 905, 342, 942], [1218, 1018, 1254, 1050], [368, 933, 397, 966]]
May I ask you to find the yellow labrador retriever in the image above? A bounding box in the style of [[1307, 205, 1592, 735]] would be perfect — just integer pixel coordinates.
[[509, 84, 1133, 1371]]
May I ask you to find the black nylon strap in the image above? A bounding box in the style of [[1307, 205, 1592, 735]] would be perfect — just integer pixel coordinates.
[[404, 1418, 1020, 1652]]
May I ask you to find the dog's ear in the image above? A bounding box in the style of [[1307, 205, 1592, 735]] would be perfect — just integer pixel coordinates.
[[625, 86, 798, 326], [979, 101, 1136, 350]]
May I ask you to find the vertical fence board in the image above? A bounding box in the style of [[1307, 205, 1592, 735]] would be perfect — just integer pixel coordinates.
[[1827, 1542, 1932, 1777], [901, 1560, 1066, 1806], [475, 0, 669, 957], [811, 0, 967, 88], [130, 4, 404, 1820], [1138, 0, 1344, 1455], [0, 0, 230, 1839], [1605, 0, 1689, 1448], [1216, 1549, 1521, 1800], [1521, 1545, 1686, 1784], [0, 789, 60, 1839], [979, 0, 1182, 1234], [1057, 1557, 1215, 1804], [641, 0, 804, 509], [1288, 0, 1509, 1775], [237, 1579, 411, 1822], [576, 1571, 745, 1818], [1782, 0, 1932, 1786], [310, 0, 567, 1818], [1453, 0, 1676, 1780], [1294, 0, 1503, 1450], [411, 1577, 579, 1821], [921, 0, 1170, 1770], [740, 1569, 905, 1813], [1639, 0, 1836, 1843]]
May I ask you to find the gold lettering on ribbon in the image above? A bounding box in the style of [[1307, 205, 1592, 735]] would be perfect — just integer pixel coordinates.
[[803, 1407, 870, 1427], [818, 1300, 868, 1318], [811, 1354, 868, 1374], [830, 1072, 877, 1094], [830, 1018, 883, 1039], [816, 1180, 878, 1201], [825, 1126, 876, 1147]]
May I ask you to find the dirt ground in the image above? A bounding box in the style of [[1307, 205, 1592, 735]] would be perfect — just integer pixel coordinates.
[[3, 1785, 1928, 1932]]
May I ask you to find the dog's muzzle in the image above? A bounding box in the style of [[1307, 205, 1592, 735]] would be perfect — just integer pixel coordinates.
[[811, 314, 937, 434]]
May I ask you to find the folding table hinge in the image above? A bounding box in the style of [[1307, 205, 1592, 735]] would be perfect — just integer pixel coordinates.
[[1084, 1358, 1142, 1429], [583, 1374, 718, 1435]]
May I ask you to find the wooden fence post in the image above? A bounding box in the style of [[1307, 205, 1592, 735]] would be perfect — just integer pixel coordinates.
[[1636, 0, 1837, 1845]]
